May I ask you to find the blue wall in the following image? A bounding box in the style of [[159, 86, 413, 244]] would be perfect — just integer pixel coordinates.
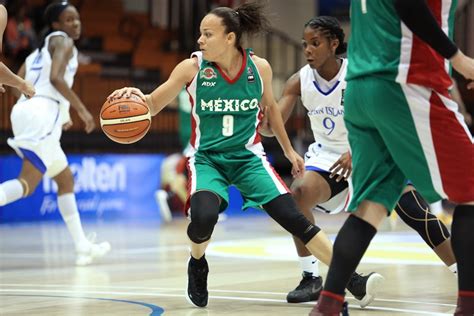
[[0, 154, 262, 223]]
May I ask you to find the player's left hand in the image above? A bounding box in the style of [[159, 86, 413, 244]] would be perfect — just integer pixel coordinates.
[[285, 149, 305, 179], [78, 109, 96, 134], [329, 151, 352, 182], [0, 84, 5, 93]]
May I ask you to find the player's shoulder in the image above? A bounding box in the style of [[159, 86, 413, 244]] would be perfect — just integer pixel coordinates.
[[49, 33, 74, 49], [250, 54, 272, 81], [250, 54, 270, 69], [173, 57, 200, 83]]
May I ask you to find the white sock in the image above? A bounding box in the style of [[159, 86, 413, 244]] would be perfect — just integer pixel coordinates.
[[430, 201, 443, 216], [57, 193, 89, 250], [0, 179, 24, 206], [449, 263, 457, 274], [299, 255, 319, 277]]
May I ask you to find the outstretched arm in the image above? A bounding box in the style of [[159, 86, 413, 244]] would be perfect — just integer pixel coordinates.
[[49, 35, 94, 133], [254, 55, 304, 178], [260, 72, 301, 137], [108, 58, 198, 116], [0, 62, 35, 97]]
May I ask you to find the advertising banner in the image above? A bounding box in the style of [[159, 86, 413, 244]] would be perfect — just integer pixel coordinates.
[[0, 154, 164, 222]]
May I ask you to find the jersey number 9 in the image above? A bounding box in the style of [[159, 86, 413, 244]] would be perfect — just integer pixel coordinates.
[[222, 115, 234, 137]]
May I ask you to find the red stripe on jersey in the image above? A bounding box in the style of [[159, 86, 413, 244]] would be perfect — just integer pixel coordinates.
[[185, 85, 197, 148], [253, 109, 264, 144], [429, 92, 474, 203], [184, 157, 192, 216], [406, 0, 453, 92], [269, 163, 290, 193]]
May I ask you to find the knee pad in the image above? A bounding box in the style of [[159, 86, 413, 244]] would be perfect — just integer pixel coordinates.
[[187, 191, 220, 244], [263, 193, 321, 244], [395, 190, 450, 248]]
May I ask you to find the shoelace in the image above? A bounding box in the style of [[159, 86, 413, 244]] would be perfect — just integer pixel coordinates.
[[194, 266, 208, 293], [296, 276, 316, 290]]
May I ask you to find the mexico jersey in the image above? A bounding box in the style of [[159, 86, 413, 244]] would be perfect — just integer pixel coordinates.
[[186, 49, 264, 153], [19, 31, 78, 123], [300, 59, 348, 155], [347, 0, 457, 92]]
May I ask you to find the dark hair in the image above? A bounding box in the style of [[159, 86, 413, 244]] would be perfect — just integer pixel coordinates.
[[304, 16, 347, 55], [38, 1, 70, 49], [210, 1, 270, 48]]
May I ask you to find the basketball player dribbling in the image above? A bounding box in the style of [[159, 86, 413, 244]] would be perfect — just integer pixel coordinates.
[[261, 16, 457, 306], [108, 2, 382, 309], [0, 2, 110, 266], [0, 4, 35, 96]]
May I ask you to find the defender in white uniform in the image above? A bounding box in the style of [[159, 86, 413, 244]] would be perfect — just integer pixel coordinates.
[[261, 16, 456, 306], [299, 58, 350, 214], [0, 3, 109, 266]]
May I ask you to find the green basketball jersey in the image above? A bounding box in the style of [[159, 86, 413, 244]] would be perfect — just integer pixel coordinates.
[[186, 48, 263, 152], [347, 0, 457, 92]]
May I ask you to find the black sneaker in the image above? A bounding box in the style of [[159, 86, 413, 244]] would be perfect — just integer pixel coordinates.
[[346, 272, 384, 308], [186, 255, 209, 307], [287, 272, 323, 303]]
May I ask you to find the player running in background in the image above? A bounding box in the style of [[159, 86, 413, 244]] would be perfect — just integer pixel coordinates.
[[0, 2, 110, 266]]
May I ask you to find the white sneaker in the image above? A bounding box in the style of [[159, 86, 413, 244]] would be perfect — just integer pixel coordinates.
[[76, 234, 111, 266], [155, 189, 173, 223]]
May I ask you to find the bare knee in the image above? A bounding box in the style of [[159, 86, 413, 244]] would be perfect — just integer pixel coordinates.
[[291, 181, 324, 217], [53, 167, 74, 195], [18, 161, 43, 197]]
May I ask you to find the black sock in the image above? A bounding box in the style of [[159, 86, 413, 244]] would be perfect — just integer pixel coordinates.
[[324, 215, 377, 295], [452, 205, 474, 291], [190, 254, 206, 266]]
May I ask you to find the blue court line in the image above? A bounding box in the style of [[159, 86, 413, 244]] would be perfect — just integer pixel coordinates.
[[0, 294, 164, 315]]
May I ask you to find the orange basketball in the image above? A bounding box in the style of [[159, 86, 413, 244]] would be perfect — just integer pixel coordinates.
[[100, 93, 151, 144]]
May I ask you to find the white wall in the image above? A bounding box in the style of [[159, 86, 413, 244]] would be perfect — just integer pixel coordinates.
[[266, 0, 317, 42]]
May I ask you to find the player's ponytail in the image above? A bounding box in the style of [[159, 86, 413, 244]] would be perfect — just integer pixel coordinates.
[[210, 1, 270, 49]]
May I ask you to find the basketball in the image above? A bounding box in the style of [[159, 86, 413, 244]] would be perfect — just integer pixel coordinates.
[[100, 93, 151, 144]]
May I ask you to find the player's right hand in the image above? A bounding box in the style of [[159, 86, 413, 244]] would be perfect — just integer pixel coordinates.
[[0, 84, 5, 93], [108, 87, 146, 102], [285, 148, 305, 179], [451, 51, 474, 89], [79, 109, 96, 134], [329, 151, 352, 182]]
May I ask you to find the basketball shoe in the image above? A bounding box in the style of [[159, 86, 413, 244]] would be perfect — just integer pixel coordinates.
[[287, 272, 323, 303], [186, 255, 209, 307], [76, 233, 111, 266], [346, 272, 384, 308]]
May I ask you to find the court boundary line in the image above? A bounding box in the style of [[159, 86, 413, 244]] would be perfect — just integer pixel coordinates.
[[0, 286, 454, 315]]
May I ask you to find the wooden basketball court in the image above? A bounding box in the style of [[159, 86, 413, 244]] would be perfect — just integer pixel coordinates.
[[0, 212, 457, 315]]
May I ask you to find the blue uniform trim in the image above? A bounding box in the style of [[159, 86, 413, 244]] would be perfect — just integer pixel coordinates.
[[19, 148, 46, 174], [312, 80, 340, 96], [305, 166, 329, 173]]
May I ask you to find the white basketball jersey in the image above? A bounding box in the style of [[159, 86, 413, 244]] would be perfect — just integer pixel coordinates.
[[19, 31, 78, 123], [300, 59, 349, 154]]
